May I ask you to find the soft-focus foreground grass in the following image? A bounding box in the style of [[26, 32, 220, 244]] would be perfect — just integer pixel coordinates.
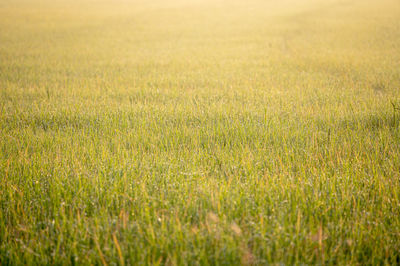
[[1, 0, 400, 264]]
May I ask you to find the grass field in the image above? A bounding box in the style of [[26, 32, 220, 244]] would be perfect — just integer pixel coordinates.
[[1, 0, 400, 264]]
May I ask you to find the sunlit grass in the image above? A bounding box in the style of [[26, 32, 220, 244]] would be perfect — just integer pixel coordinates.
[[1, 0, 400, 264]]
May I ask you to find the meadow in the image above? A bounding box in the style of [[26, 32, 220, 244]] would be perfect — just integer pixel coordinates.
[[1, 0, 400, 264]]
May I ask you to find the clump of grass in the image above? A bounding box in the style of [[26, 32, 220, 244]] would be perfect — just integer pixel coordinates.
[[391, 100, 400, 126]]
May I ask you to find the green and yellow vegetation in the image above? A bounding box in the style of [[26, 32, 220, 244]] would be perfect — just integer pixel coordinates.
[[1, 0, 400, 264]]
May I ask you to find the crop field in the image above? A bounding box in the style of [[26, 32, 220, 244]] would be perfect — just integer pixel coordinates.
[[1, 0, 400, 264]]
